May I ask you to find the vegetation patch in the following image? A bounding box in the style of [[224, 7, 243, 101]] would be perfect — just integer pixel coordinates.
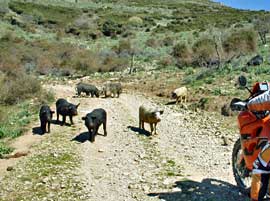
[[8, 1, 81, 27], [0, 129, 89, 200]]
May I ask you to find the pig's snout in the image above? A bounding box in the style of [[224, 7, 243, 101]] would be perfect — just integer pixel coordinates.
[[154, 112, 162, 122]]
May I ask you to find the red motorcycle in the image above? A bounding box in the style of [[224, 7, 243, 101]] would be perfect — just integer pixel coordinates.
[[231, 76, 270, 195]]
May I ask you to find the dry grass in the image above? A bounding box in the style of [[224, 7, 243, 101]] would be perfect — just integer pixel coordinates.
[[0, 71, 41, 105]]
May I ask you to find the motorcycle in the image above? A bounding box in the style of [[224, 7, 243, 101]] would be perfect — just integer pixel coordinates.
[[231, 76, 270, 195]]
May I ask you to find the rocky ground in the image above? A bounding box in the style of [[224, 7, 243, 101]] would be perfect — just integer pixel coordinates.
[[0, 81, 247, 201]]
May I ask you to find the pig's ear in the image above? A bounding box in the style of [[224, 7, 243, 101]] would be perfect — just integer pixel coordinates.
[[82, 116, 86, 120], [76, 103, 80, 108]]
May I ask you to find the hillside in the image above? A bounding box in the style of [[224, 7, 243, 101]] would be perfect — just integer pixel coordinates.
[[0, 0, 270, 200]]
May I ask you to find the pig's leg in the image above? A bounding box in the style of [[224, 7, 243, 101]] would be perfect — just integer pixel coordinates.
[[48, 121, 51, 133], [150, 123, 153, 134], [62, 115, 66, 126], [41, 121, 46, 134], [69, 115, 73, 125], [176, 97, 179, 104], [154, 123, 157, 135], [92, 128, 97, 142], [88, 129, 95, 142], [103, 122, 107, 136]]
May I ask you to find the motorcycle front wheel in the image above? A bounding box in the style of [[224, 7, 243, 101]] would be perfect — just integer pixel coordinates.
[[232, 138, 252, 195]]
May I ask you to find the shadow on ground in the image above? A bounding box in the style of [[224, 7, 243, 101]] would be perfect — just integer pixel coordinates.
[[127, 126, 151, 136], [72, 131, 106, 143], [165, 101, 177, 105], [148, 178, 249, 201], [72, 132, 89, 143], [32, 127, 44, 135], [51, 120, 72, 127]]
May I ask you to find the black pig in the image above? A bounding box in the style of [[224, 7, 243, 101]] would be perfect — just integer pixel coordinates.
[[56, 98, 80, 125], [76, 82, 99, 97], [247, 55, 263, 66], [39, 105, 54, 134], [82, 108, 107, 142]]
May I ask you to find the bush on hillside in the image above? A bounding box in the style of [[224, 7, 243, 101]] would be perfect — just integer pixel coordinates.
[[0, 71, 41, 105], [163, 36, 175, 46], [145, 38, 160, 48], [157, 55, 175, 68], [192, 37, 217, 67], [101, 20, 123, 37], [128, 16, 143, 26], [172, 43, 193, 67], [73, 15, 92, 29], [222, 28, 257, 58], [101, 56, 128, 72], [114, 39, 134, 56]]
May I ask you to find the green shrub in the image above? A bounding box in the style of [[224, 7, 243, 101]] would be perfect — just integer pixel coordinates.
[[163, 36, 175, 46], [212, 88, 222, 96], [0, 142, 13, 158], [184, 67, 195, 75], [32, 9, 44, 24]]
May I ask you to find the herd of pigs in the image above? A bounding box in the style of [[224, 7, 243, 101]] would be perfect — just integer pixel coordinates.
[[39, 82, 188, 142]]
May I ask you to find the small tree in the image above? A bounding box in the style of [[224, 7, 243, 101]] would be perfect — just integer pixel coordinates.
[[115, 39, 138, 74], [253, 15, 270, 45], [207, 27, 224, 68]]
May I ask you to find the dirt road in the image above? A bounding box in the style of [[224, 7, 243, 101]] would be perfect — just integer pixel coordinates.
[[0, 82, 247, 201]]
